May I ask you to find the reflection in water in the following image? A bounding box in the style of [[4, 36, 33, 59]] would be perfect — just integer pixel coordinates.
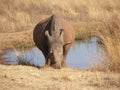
[[19, 48, 45, 66], [2, 50, 18, 65], [67, 37, 105, 69], [2, 37, 106, 69], [2, 48, 45, 67]]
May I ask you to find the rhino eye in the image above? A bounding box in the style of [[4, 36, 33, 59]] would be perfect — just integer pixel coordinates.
[[60, 29, 64, 36], [60, 29, 64, 31]]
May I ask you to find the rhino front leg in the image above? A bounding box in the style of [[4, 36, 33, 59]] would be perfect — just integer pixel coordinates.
[[42, 52, 51, 66], [61, 55, 67, 67], [62, 44, 72, 67], [45, 57, 51, 66]]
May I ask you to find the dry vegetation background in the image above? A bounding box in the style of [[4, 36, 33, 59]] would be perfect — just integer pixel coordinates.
[[0, 0, 120, 89]]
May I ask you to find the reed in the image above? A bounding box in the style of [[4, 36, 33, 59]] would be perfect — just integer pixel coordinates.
[[98, 17, 120, 71]]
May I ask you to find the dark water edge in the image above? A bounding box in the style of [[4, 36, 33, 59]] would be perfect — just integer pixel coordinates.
[[1, 37, 108, 69]]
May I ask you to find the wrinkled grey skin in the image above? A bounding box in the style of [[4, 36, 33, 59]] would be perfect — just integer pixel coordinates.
[[33, 15, 75, 69]]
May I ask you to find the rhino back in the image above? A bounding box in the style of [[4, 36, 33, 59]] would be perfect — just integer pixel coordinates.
[[61, 19, 75, 44]]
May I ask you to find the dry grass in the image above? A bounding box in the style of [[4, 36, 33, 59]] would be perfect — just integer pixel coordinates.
[[0, 30, 34, 49], [0, 0, 119, 32], [0, 65, 120, 90], [98, 18, 120, 71]]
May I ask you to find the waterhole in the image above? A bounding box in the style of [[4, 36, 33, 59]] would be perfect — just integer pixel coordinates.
[[1, 37, 107, 69]]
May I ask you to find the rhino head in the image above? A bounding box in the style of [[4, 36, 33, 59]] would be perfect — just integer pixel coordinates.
[[45, 16, 64, 68]]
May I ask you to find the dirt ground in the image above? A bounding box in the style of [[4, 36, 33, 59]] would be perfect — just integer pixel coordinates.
[[0, 65, 120, 90]]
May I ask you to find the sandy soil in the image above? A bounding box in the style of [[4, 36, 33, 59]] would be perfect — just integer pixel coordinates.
[[0, 65, 120, 90]]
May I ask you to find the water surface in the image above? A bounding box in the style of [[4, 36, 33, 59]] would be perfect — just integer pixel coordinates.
[[2, 37, 106, 69]]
